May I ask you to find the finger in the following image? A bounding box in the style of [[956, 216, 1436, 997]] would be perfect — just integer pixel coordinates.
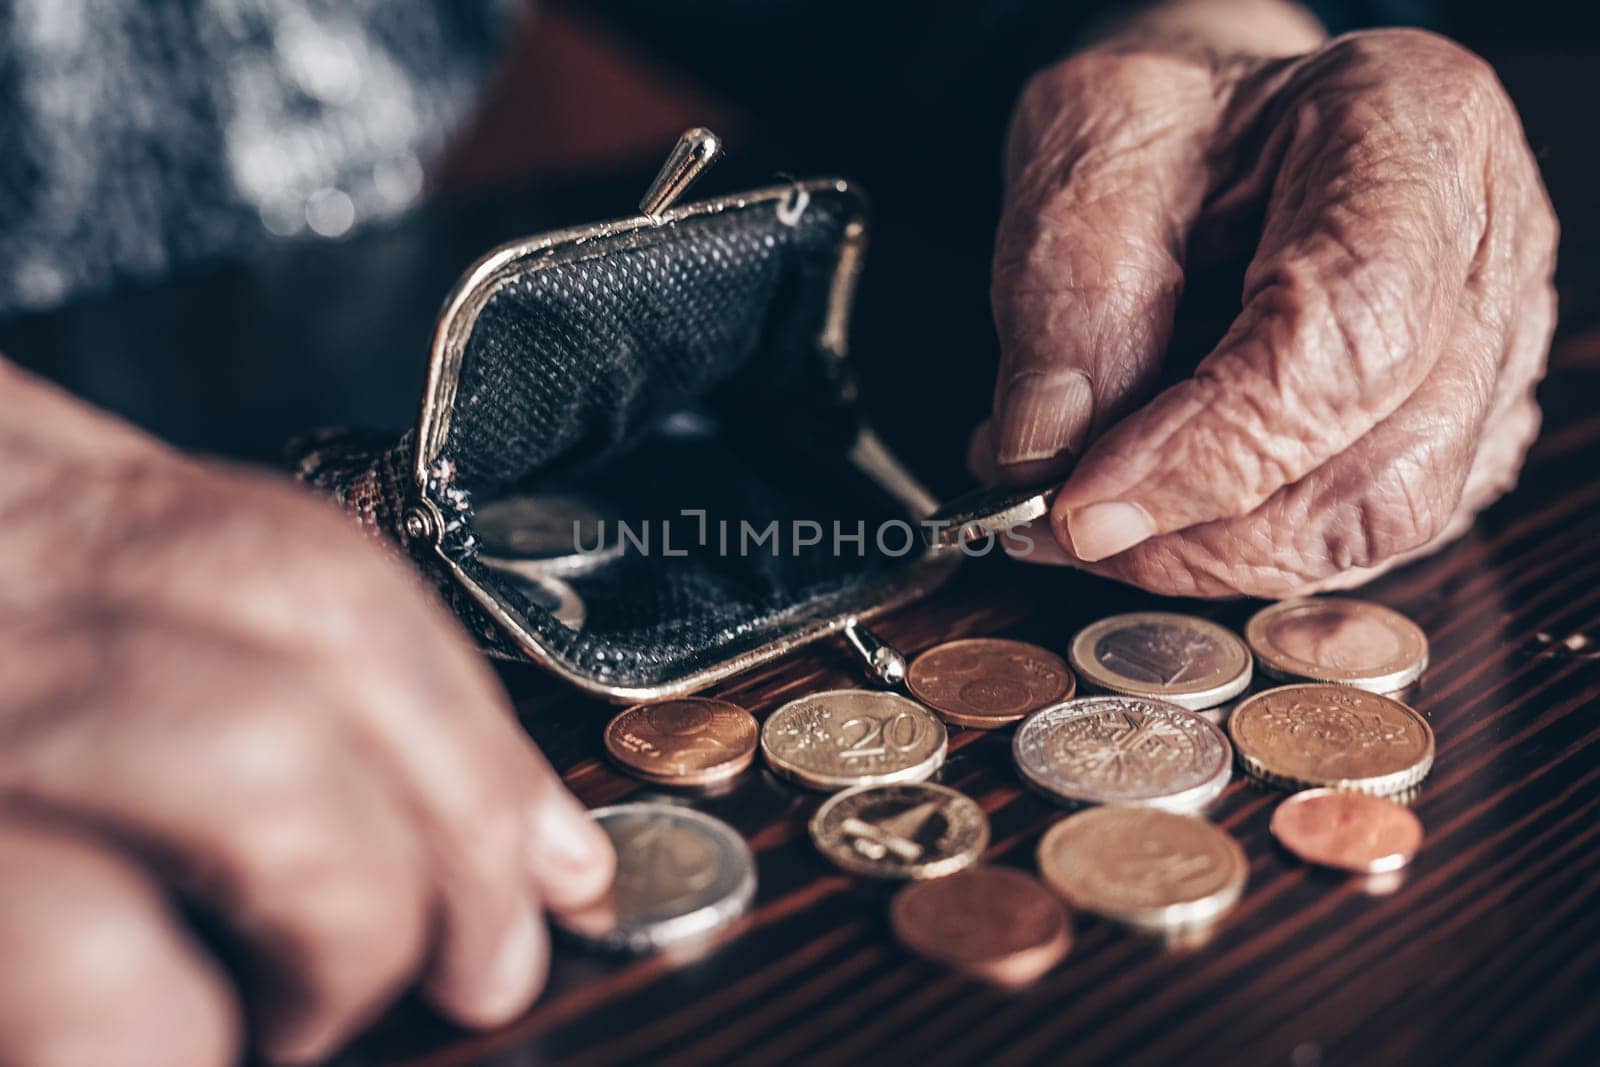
[[132, 472, 615, 912], [1079, 233, 1539, 598], [8, 621, 434, 1064], [1051, 34, 1497, 561], [0, 812, 240, 1067], [989, 52, 1224, 482]]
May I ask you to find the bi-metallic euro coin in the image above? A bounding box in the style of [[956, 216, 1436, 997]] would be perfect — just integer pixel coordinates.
[[1070, 612, 1251, 711], [558, 803, 754, 953]]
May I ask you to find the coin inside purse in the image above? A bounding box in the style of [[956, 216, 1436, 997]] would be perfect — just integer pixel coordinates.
[[405, 179, 957, 700]]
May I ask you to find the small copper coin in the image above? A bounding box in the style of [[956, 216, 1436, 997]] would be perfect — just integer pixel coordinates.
[[1229, 684, 1435, 795], [890, 867, 1071, 986], [1270, 789, 1423, 873], [604, 698, 759, 787], [1246, 597, 1428, 692], [1036, 806, 1247, 931], [906, 638, 1075, 729], [809, 782, 989, 879]]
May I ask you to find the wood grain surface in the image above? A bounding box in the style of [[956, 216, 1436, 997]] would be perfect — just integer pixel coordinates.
[[342, 318, 1600, 1066]]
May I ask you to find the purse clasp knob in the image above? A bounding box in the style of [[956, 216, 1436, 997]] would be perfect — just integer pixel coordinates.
[[639, 127, 723, 218]]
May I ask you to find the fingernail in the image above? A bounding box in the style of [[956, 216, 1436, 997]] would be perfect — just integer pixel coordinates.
[[481, 908, 541, 1022], [996, 370, 1094, 466], [535, 800, 608, 877], [1065, 501, 1157, 562]]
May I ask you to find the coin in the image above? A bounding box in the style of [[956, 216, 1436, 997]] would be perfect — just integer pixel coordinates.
[[906, 638, 1075, 729], [1246, 597, 1428, 692], [1012, 696, 1233, 812], [604, 698, 759, 788], [1036, 806, 1247, 930], [922, 483, 1054, 548], [475, 493, 622, 575], [1070, 612, 1251, 711], [761, 690, 947, 791], [890, 867, 1071, 986], [1270, 788, 1423, 873], [809, 782, 989, 879], [1228, 684, 1435, 795], [558, 803, 755, 953], [493, 569, 586, 630]]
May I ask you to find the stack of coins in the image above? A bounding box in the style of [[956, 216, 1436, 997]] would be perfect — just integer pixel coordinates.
[[577, 592, 1435, 978]]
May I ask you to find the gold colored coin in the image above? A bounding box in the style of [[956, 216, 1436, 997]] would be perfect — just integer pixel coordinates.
[[1070, 612, 1251, 711], [890, 867, 1070, 986], [906, 638, 1075, 729], [1228, 684, 1434, 795], [1036, 806, 1246, 930], [761, 690, 947, 791], [1246, 597, 1428, 692], [1270, 789, 1423, 873], [809, 782, 988, 879], [604, 698, 759, 787]]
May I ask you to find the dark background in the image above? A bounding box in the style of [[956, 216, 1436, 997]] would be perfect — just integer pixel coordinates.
[[1, 1, 1594, 503]]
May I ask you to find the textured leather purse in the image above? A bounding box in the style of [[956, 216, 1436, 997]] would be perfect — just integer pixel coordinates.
[[292, 131, 965, 702]]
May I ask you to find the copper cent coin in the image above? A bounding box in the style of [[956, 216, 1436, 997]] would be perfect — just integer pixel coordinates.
[[1013, 696, 1233, 812], [1036, 806, 1247, 931], [906, 638, 1075, 729], [890, 867, 1071, 986], [1246, 597, 1428, 692], [1270, 789, 1424, 873], [809, 782, 989, 879], [762, 690, 947, 791], [604, 698, 759, 787], [1070, 612, 1252, 711], [1229, 684, 1435, 795]]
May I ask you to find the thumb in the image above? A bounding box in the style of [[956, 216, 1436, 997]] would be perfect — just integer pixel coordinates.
[[989, 52, 1221, 484]]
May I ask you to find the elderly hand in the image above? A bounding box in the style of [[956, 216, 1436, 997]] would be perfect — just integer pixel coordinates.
[[979, 0, 1557, 597], [0, 364, 613, 1066]]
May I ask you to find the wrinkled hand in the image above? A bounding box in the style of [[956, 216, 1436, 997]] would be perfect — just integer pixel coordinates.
[[980, 8, 1557, 597], [0, 366, 613, 1066]]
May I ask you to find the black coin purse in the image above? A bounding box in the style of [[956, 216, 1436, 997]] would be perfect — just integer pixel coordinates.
[[291, 130, 989, 702]]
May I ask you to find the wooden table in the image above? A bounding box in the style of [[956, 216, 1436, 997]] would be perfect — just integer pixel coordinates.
[[344, 307, 1600, 1066]]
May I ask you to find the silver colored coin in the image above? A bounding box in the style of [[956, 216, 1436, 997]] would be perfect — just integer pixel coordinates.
[[809, 782, 989, 879], [559, 803, 755, 953], [761, 690, 947, 791], [1013, 696, 1233, 812], [922, 483, 1054, 548], [492, 569, 586, 631], [1070, 612, 1251, 711], [474, 493, 622, 575]]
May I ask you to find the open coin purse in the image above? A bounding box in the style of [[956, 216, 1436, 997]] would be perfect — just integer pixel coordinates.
[[293, 131, 967, 702]]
